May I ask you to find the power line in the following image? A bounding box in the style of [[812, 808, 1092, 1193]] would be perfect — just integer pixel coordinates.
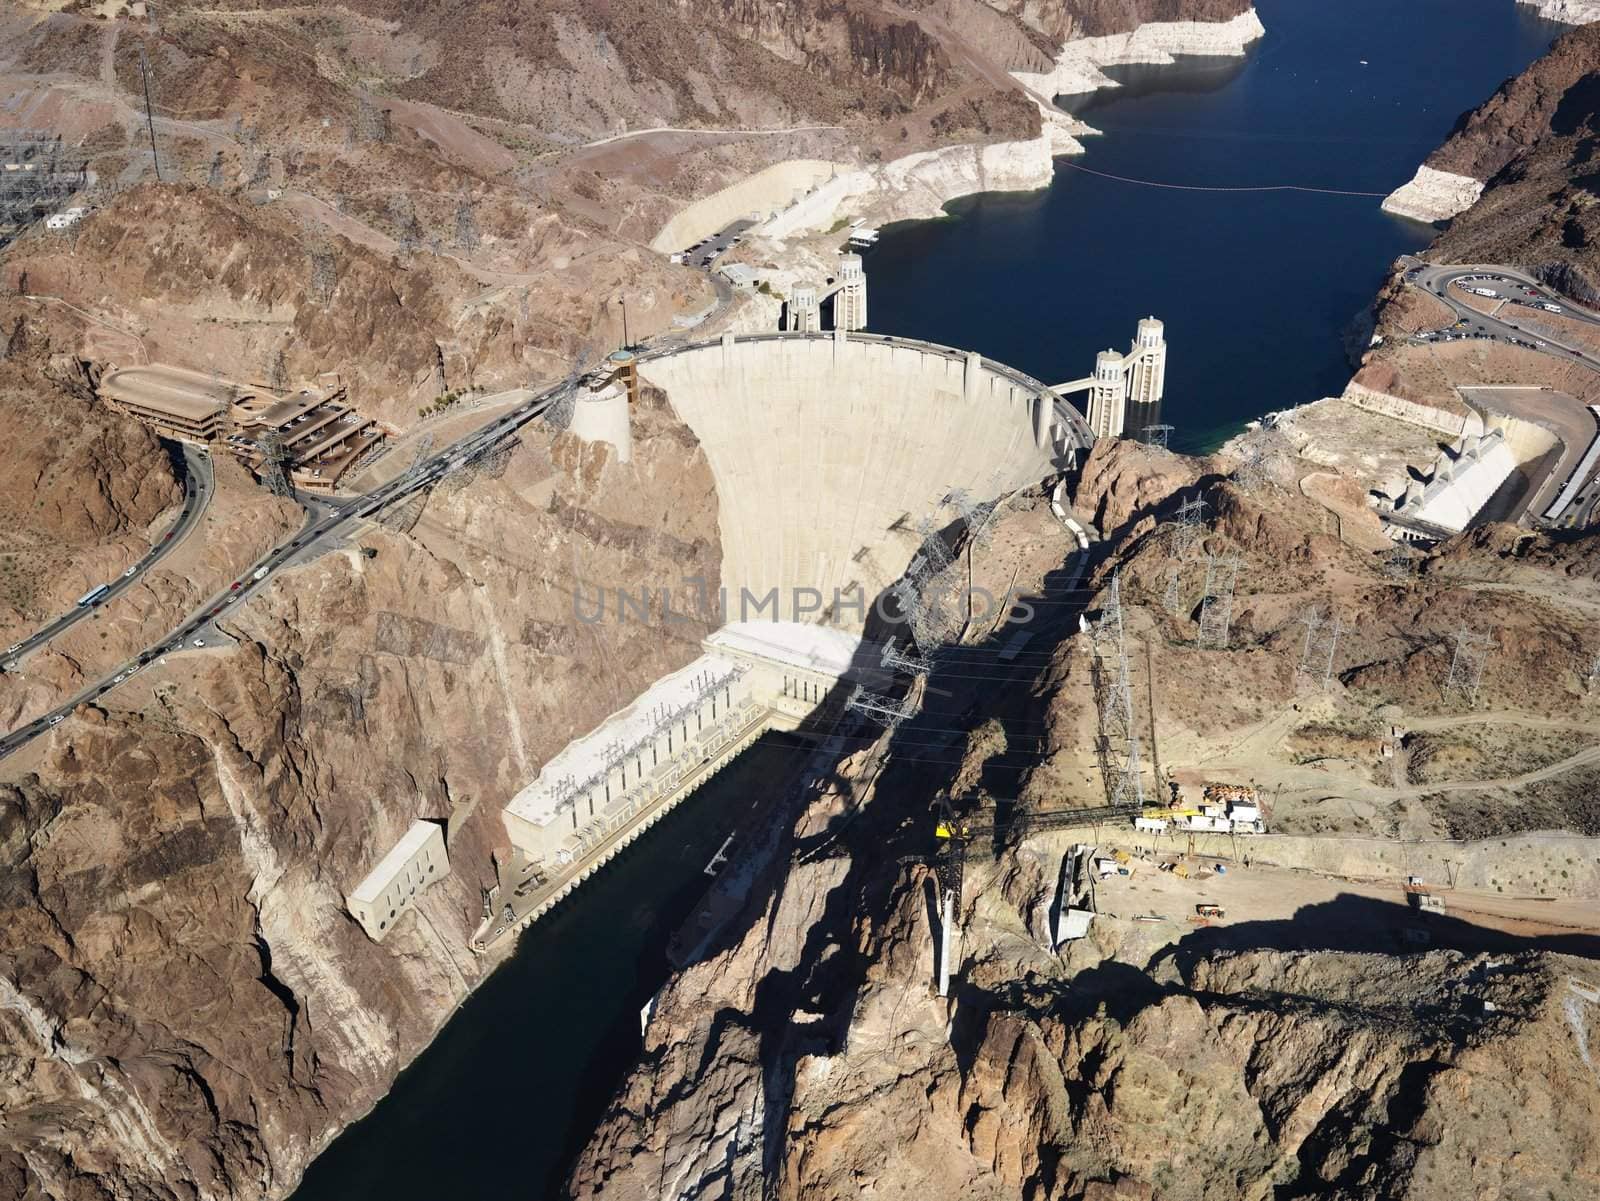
[[1197, 554, 1241, 649], [138, 46, 162, 182]]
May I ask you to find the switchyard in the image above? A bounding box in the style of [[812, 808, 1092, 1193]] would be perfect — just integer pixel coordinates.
[[0, 130, 86, 249]]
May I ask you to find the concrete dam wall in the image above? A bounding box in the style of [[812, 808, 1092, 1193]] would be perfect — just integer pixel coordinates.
[[638, 332, 1081, 627]]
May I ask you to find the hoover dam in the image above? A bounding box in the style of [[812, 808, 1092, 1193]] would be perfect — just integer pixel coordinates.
[[466, 327, 1113, 948]]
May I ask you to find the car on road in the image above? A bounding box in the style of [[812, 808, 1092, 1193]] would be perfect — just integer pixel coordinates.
[[192, 638, 206, 648], [254, 567, 269, 580], [113, 673, 125, 683], [225, 596, 237, 605], [210, 607, 222, 617], [5, 643, 20, 654], [123, 565, 138, 577], [47, 715, 63, 726], [230, 582, 241, 591]]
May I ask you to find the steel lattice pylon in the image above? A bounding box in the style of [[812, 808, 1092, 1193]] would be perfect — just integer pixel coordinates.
[[1295, 605, 1343, 690], [1197, 554, 1241, 649], [1092, 574, 1146, 808], [1444, 627, 1495, 706]]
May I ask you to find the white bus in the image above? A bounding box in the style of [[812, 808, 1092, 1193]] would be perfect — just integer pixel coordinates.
[[76, 584, 111, 607]]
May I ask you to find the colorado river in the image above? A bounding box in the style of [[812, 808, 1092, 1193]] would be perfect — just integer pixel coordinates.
[[288, 3, 1564, 1198], [868, 0, 1565, 452], [288, 733, 809, 1200]]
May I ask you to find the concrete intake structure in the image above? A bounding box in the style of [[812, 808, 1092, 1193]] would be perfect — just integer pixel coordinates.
[[834, 253, 868, 331], [790, 253, 869, 333], [787, 283, 821, 333], [1054, 316, 1168, 439]]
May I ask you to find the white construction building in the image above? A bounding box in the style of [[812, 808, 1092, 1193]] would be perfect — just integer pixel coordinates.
[[347, 820, 449, 941], [502, 623, 890, 880]]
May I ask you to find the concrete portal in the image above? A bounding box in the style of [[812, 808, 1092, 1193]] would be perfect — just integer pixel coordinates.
[[636, 331, 1082, 628]]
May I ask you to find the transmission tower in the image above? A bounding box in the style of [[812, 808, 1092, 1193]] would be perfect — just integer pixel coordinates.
[[1232, 444, 1269, 492], [1443, 627, 1494, 707], [1295, 606, 1342, 690], [1383, 541, 1416, 582], [138, 46, 162, 182], [880, 637, 931, 677], [1172, 495, 1208, 558], [439, 436, 517, 493], [248, 151, 271, 190], [309, 249, 337, 305], [454, 198, 480, 250], [1140, 423, 1173, 450], [944, 488, 999, 551], [1197, 554, 1241, 649], [353, 94, 392, 143], [268, 348, 288, 396], [915, 515, 954, 575], [379, 433, 436, 532], [845, 684, 916, 731], [256, 431, 293, 498], [1091, 574, 1146, 808]]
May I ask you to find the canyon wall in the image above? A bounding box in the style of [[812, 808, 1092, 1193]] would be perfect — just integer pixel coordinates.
[[0, 392, 724, 1201], [1384, 20, 1600, 224], [568, 443, 1600, 1200]]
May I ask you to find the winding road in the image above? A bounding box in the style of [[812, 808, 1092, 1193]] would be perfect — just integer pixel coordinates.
[[0, 384, 561, 761], [2, 444, 212, 673]]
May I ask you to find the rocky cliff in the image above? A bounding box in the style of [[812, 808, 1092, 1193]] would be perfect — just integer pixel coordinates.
[[0, 391, 722, 1201], [568, 443, 1600, 1199], [1385, 19, 1600, 234], [0, 313, 181, 636]]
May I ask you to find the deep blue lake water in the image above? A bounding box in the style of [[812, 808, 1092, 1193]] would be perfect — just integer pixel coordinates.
[[288, 4, 1564, 1199], [867, 0, 1565, 452]]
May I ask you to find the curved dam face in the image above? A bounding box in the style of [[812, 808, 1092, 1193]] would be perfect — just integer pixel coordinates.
[[638, 332, 1082, 627]]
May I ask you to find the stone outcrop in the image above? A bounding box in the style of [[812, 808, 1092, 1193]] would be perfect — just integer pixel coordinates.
[[1383, 19, 1600, 250], [1380, 165, 1485, 224], [569, 786, 1600, 1199], [1516, 0, 1600, 23], [0, 323, 181, 635], [567, 463, 1600, 1199], [1012, 9, 1266, 98]]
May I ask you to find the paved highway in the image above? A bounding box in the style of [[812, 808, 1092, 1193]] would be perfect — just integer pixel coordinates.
[[1, 444, 213, 673], [1407, 263, 1600, 368], [0, 384, 563, 761]]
